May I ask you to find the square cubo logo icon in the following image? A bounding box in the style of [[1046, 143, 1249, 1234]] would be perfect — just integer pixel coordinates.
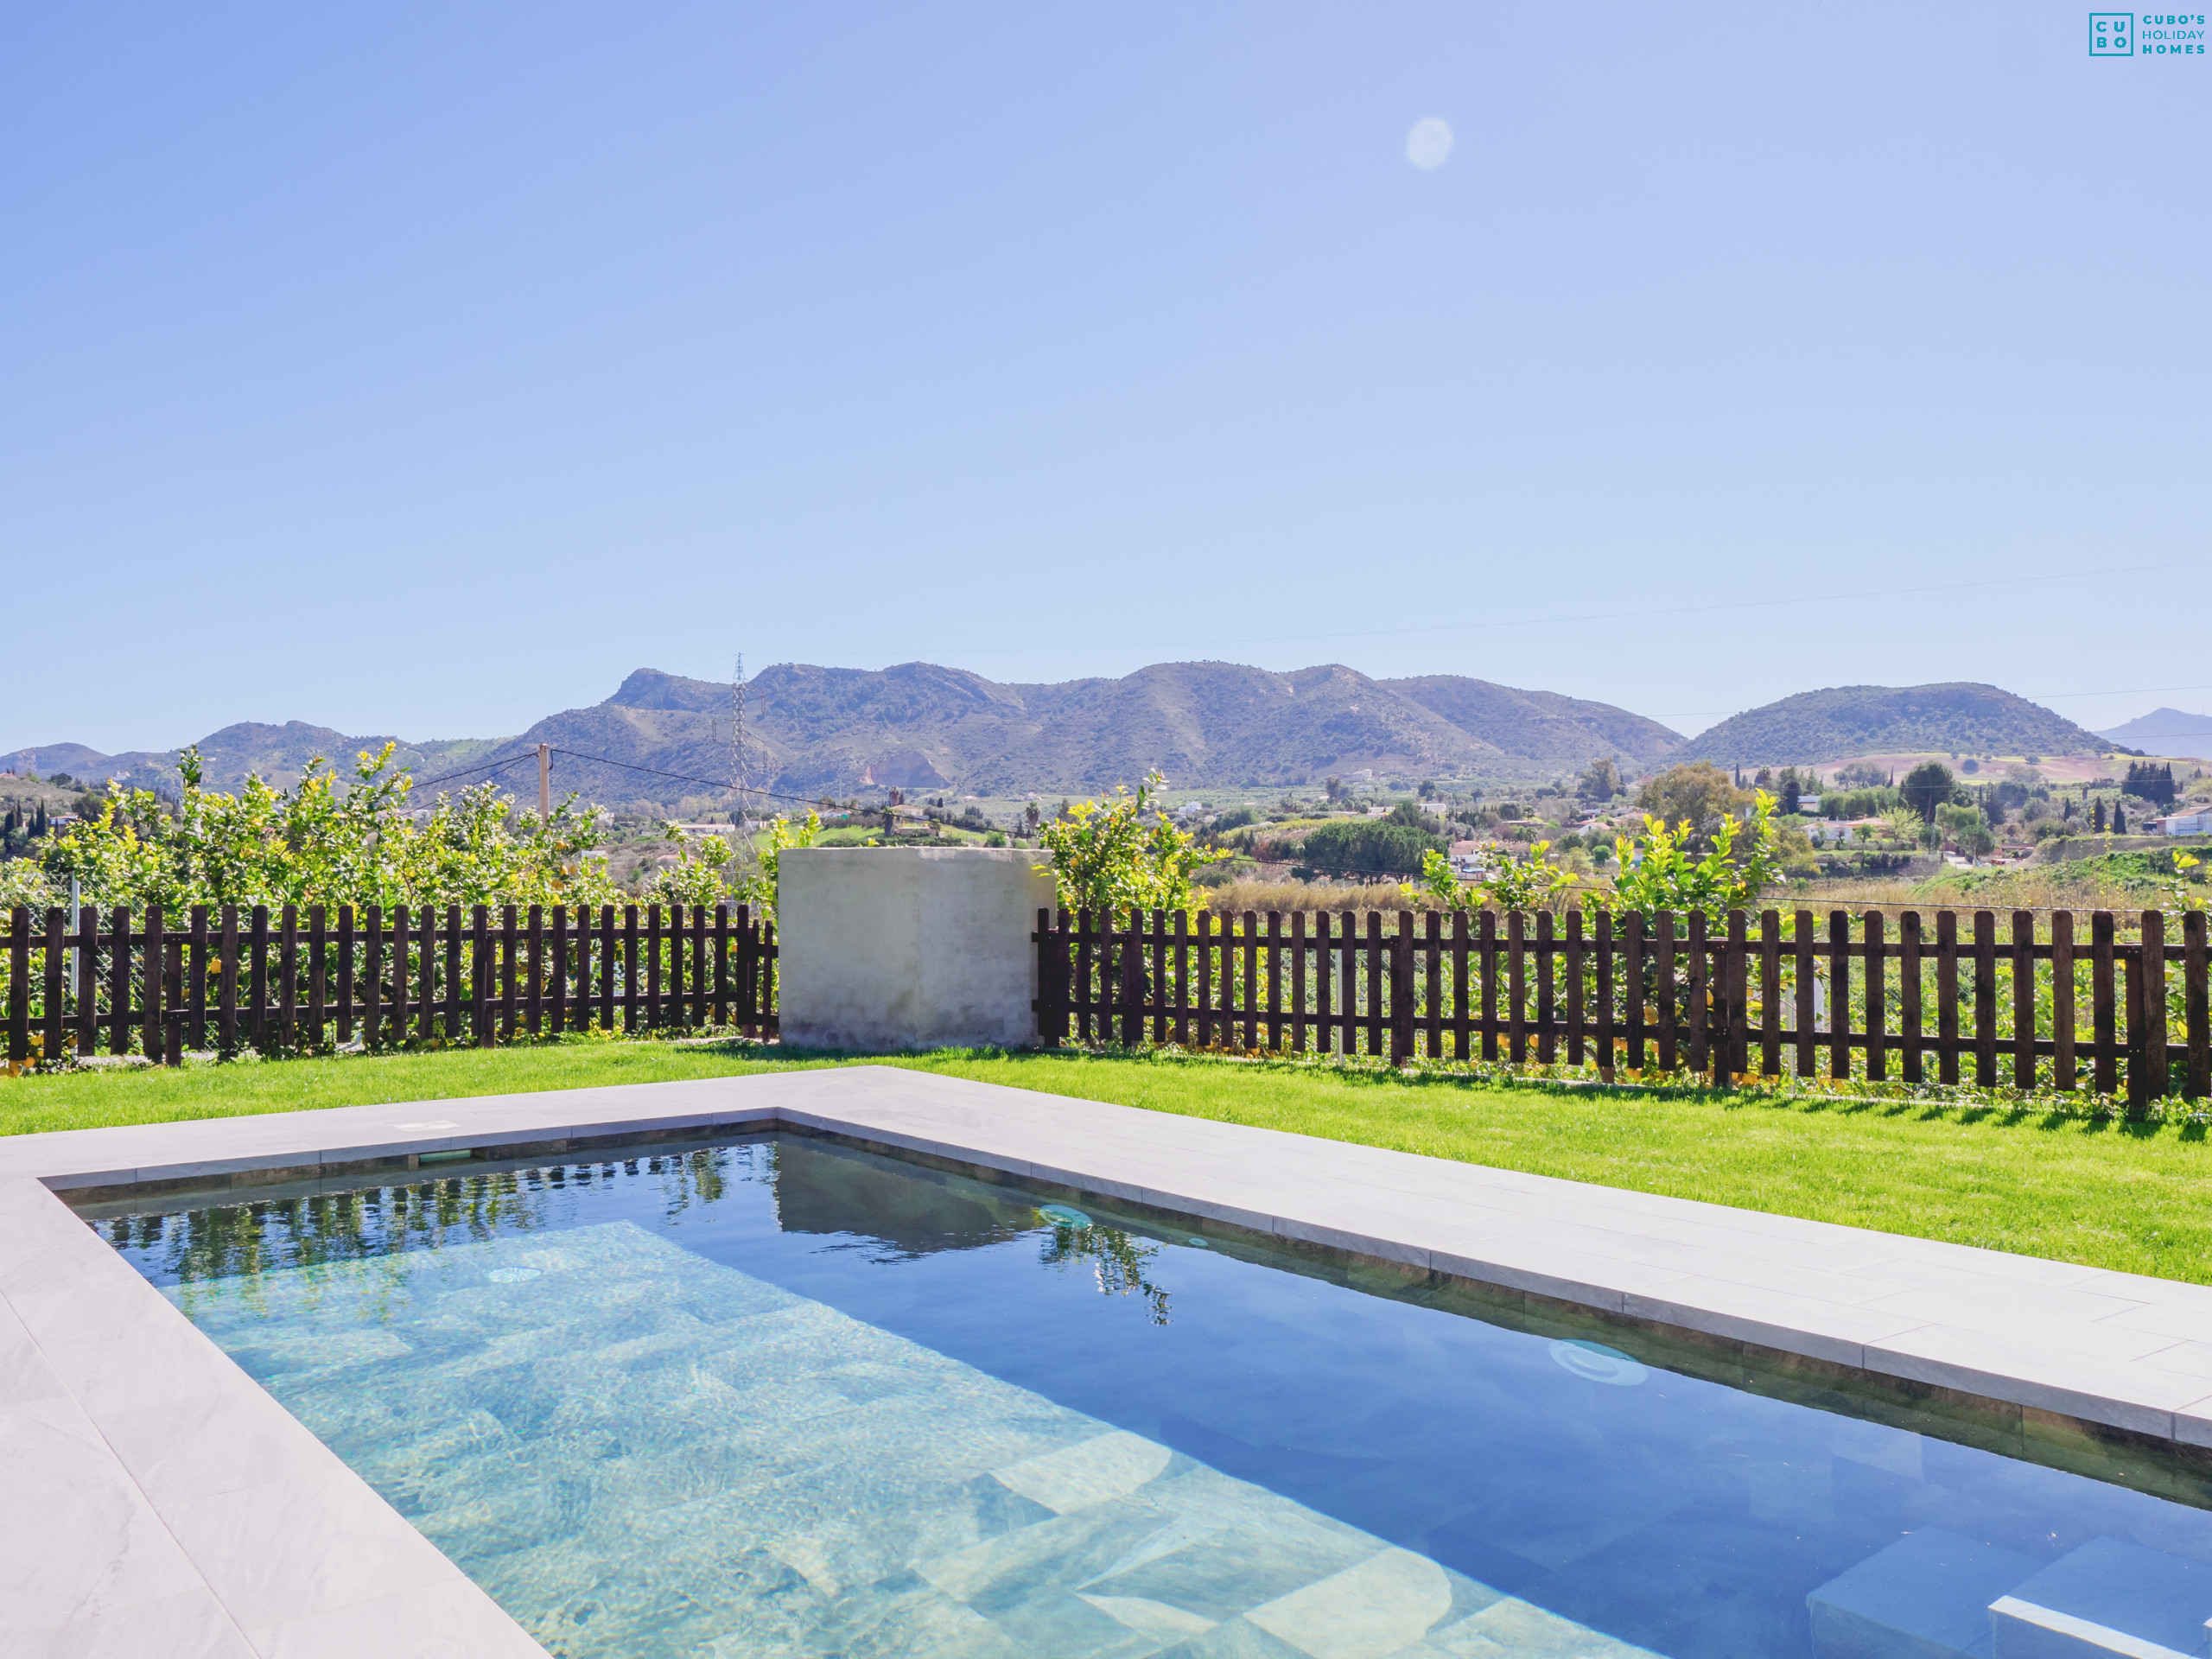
[[2090, 12, 2135, 52]]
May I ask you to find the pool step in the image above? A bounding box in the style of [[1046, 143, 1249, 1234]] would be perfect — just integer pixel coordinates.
[[1809, 1530, 2212, 1659]]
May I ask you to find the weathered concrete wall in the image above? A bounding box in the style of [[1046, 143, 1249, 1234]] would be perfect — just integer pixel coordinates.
[[778, 848, 1054, 1051]]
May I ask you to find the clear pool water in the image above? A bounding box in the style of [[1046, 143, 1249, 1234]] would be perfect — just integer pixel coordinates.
[[98, 1135, 2212, 1658]]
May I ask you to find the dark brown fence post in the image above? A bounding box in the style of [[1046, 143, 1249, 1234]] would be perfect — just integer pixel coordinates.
[[188, 904, 209, 1052], [1685, 910, 1708, 1075], [47, 908, 68, 1063], [525, 905, 543, 1036], [394, 905, 413, 1047], [306, 905, 326, 1052], [1264, 910, 1283, 1052], [1794, 909, 1816, 1078], [444, 903, 463, 1041], [1623, 910, 1645, 1072], [1422, 909, 1443, 1062], [143, 904, 165, 1061], [1863, 911, 1885, 1082], [1936, 910, 1960, 1085], [741, 914, 758, 1035], [360, 905, 379, 1049], [74, 911, 96, 1052], [1653, 912, 1675, 1071], [276, 905, 297, 1052], [1452, 909, 1472, 1063], [664, 905, 683, 1033], [423, 903, 443, 1044], [1565, 909, 1586, 1068], [1535, 910, 1557, 1065], [1973, 910, 1998, 1087], [2093, 910, 2118, 1096], [598, 904, 616, 1033], [646, 905, 666, 1032], [1507, 910, 1528, 1065], [7, 908, 28, 1067], [335, 905, 353, 1047], [1759, 909, 1782, 1078], [2184, 910, 2208, 1101], [628, 902, 645, 1035], [1899, 911, 1923, 1084], [1392, 912, 1414, 1065], [1595, 907, 1616, 1080], [2051, 909, 2075, 1090], [246, 905, 270, 1053], [709, 904, 726, 1032], [2137, 908, 2168, 1104], [1307, 910, 1327, 1054], [6, 911, 28, 1065], [470, 905, 491, 1046], [1726, 909, 1748, 1079], [219, 905, 239, 1054], [500, 903, 519, 1040], [410, 905, 431, 1043], [1827, 910, 1850, 1081], [1288, 912, 1307, 1053], [1243, 909, 1262, 1051], [2012, 910, 2037, 1090]]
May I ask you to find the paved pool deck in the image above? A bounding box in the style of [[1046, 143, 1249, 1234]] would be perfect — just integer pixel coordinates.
[[6, 1065, 2212, 1653]]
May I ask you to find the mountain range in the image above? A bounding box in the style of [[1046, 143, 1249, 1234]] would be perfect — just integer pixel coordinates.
[[12, 666, 2148, 812], [7, 661, 1689, 810], [2094, 708, 2212, 759]]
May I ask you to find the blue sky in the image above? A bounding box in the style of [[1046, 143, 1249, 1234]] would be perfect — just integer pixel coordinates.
[[3, 2, 2206, 753]]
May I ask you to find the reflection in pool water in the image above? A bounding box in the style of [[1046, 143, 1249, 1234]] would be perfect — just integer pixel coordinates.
[[98, 1135, 2212, 1658]]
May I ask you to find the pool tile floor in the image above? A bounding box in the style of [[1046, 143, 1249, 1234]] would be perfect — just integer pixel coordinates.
[[171, 1219, 1655, 1658]]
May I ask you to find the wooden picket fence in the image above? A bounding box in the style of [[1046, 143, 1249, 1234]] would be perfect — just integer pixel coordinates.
[[4, 902, 777, 1066], [1034, 905, 2212, 1105]]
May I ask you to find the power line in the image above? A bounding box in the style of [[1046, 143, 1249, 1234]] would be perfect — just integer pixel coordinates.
[[409, 752, 540, 791]]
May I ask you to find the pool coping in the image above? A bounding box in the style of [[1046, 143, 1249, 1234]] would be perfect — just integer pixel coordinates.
[[9, 1065, 2212, 1651]]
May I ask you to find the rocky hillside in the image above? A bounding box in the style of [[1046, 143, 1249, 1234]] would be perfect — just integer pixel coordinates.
[[1676, 683, 2110, 767], [10, 660, 1685, 808]]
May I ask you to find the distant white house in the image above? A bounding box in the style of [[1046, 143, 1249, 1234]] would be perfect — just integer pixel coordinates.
[[1797, 794, 1822, 815], [2157, 807, 2212, 836], [1808, 817, 1888, 845]]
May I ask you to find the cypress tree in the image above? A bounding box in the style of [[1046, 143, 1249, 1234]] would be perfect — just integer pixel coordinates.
[[2114, 803, 2126, 834], [2093, 798, 2105, 833]]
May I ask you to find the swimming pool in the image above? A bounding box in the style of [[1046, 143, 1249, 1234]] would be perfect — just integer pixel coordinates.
[[94, 1133, 2212, 1658]]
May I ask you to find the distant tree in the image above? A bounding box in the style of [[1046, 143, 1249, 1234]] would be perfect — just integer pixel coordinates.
[[2113, 803, 2127, 834], [1961, 758, 1980, 774], [1577, 756, 1624, 801], [2093, 798, 2106, 833], [2122, 762, 2177, 808], [1777, 768, 1803, 816], [1636, 762, 1748, 836], [1299, 820, 1445, 877], [1324, 776, 1345, 803], [1900, 761, 1957, 822], [1024, 803, 1041, 833]]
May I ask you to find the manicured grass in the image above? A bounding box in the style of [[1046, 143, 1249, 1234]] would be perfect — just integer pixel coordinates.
[[6, 1042, 2209, 1283]]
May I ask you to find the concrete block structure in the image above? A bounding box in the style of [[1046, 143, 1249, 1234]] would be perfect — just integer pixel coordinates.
[[777, 847, 1052, 1051]]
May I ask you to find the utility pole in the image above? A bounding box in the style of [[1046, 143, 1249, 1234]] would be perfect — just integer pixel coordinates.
[[537, 744, 551, 828], [728, 654, 753, 853]]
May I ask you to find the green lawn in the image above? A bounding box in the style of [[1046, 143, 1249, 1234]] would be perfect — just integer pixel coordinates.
[[6, 1042, 2209, 1283]]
